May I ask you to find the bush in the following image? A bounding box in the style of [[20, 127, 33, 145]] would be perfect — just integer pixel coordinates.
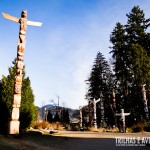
[[125, 121, 150, 133], [32, 121, 48, 129], [68, 123, 80, 131], [131, 122, 144, 133], [51, 122, 63, 130], [143, 121, 150, 132], [31, 121, 64, 130], [126, 127, 133, 133]]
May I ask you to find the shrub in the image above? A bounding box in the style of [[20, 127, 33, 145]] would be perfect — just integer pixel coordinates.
[[68, 123, 80, 131], [126, 127, 133, 133], [31, 121, 64, 130], [32, 121, 48, 129], [143, 121, 150, 132], [51, 122, 63, 130], [131, 122, 144, 133]]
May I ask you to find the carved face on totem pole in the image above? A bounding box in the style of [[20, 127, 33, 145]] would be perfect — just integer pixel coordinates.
[[21, 10, 27, 18]]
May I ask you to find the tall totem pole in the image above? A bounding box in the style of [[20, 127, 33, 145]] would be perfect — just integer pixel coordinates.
[[89, 98, 100, 129], [2, 11, 42, 134], [112, 89, 117, 127], [141, 84, 149, 120], [79, 106, 83, 128]]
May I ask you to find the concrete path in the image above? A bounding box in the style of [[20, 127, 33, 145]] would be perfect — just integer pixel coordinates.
[[0, 131, 150, 150], [52, 131, 150, 150]]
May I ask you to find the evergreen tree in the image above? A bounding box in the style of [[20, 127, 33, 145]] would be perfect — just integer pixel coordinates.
[[110, 22, 129, 99], [110, 22, 132, 115], [0, 59, 36, 132], [53, 112, 60, 122], [0, 60, 16, 133], [63, 108, 70, 123], [86, 52, 114, 127], [20, 76, 37, 129], [47, 110, 53, 123], [86, 52, 114, 100], [110, 6, 150, 123], [125, 6, 150, 50]]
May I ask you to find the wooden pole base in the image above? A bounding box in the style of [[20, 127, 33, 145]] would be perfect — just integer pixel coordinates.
[[9, 121, 20, 134]]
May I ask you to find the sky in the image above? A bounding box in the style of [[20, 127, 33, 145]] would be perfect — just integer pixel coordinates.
[[0, 0, 150, 109]]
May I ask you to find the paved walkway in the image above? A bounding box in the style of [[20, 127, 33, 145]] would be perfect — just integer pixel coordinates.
[[53, 130, 150, 138], [51, 131, 150, 150], [0, 131, 150, 150]]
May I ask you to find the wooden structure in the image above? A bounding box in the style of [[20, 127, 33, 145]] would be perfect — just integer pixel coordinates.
[[89, 98, 100, 129], [79, 106, 83, 128], [112, 89, 117, 127], [141, 84, 149, 120], [116, 109, 130, 133], [2, 10, 42, 134]]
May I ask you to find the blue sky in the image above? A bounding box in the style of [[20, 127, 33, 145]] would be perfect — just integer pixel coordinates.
[[0, 0, 150, 109]]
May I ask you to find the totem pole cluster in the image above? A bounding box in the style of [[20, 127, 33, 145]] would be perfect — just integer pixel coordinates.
[[2, 10, 42, 134]]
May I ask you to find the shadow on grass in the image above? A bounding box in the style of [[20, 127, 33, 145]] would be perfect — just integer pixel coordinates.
[[0, 131, 149, 150]]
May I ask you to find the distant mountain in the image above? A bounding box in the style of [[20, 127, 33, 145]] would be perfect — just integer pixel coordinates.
[[42, 104, 57, 110]]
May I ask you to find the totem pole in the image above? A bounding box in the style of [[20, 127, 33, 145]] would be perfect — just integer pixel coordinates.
[[100, 92, 105, 127], [89, 98, 100, 129], [88, 100, 92, 127], [116, 109, 130, 133], [2, 11, 42, 134], [112, 89, 117, 127], [79, 106, 83, 128], [141, 84, 149, 120], [93, 98, 97, 129]]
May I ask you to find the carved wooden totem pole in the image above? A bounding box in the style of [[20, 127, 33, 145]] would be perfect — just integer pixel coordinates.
[[89, 98, 100, 129], [2, 10, 42, 134], [112, 89, 117, 127], [116, 109, 130, 133], [141, 84, 149, 120], [100, 93, 105, 128], [79, 106, 83, 128], [88, 100, 92, 127]]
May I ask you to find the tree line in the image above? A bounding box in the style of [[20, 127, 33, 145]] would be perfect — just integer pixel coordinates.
[[85, 6, 150, 128], [46, 108, 70, 123]]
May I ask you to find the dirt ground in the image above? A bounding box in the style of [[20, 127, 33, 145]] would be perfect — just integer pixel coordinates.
[[0, 131, 150, 150]]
